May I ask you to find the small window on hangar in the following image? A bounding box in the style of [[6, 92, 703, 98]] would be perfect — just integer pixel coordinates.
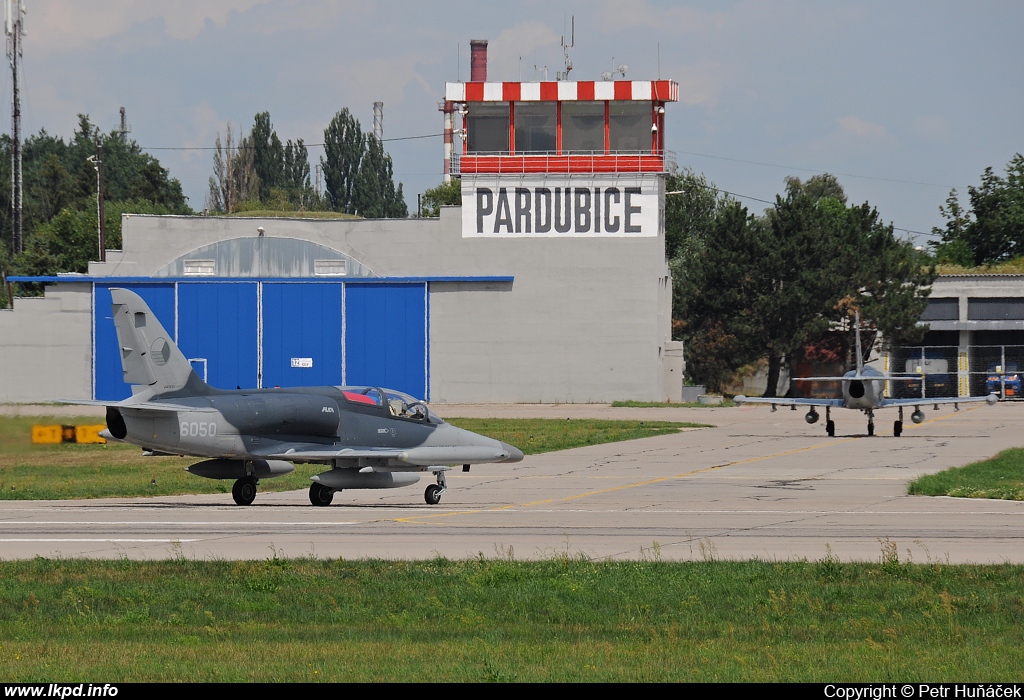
[[967, 298, 1024, 321], [921, 297, 958, 321]]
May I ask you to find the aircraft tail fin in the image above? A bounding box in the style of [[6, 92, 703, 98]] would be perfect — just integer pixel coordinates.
[[109, 287, 208, 396]]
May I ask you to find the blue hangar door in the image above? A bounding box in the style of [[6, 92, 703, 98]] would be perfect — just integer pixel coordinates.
[[345, 282, 428, 400], [261, 282, 343, 389], [177, 282, 259, 391], [93, 280, 428, 400]]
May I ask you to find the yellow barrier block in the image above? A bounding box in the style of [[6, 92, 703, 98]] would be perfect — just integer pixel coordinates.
[[74, 425, 108, 444], [31, 424, 63, 444], [31, 424, 108, 444]]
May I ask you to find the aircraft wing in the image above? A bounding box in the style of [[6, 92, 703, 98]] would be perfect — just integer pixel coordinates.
[[734, 395, 845, 408], [254, 443, 516, 465], [57, 399, 217, 413], [879, 394, 998, 408]]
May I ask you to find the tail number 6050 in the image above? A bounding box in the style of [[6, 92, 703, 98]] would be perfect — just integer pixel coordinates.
[[181, 421, 217, 437]]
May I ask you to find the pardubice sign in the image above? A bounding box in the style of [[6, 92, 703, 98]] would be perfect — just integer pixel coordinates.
[[462, 176, 659, 238]]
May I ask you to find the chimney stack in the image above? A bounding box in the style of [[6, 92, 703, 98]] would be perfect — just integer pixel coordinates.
[[470, 39, 488, 82]]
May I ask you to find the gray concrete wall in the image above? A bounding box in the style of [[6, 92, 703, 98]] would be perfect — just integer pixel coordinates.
[[0, 284, 93, 401], [5, 207, 674, 403]]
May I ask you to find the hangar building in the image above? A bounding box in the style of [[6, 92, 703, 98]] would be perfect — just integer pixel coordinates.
[[0, 43, 685, 404]]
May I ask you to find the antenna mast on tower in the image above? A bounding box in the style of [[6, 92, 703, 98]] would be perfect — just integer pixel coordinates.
[[6, 0, 25, 255]]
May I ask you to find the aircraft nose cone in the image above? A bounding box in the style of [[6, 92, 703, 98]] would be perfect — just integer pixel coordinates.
[[500, 443, 524, 463]]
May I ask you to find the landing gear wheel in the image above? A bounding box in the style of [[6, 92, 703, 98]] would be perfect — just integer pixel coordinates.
[[309, 482, 335, 507], [425, 484, 442, 505], [826, 420, 835, 437], [867, 421, 875, 437], [894, 420, 903, 437], [232, 476, 257, 506]]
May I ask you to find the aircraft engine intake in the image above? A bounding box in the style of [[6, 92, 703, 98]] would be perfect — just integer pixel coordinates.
[[805, 409, 819, 424], [911, 409, 926, 424]]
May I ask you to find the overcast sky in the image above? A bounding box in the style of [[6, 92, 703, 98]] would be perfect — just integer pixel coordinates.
[[9, 0, 1022, 241]]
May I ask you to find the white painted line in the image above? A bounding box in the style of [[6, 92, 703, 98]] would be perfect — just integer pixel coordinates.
[[0, 521, 359, 526], [0, 538, 201, 543]]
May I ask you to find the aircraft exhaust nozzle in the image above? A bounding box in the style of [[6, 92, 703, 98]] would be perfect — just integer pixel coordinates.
[[911, 409, 926, 424], [805, 410, 819, 424]]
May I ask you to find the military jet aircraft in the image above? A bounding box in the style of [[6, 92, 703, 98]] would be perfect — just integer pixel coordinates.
[[735, 313, 997, 437], [78, 288, 523, 506]]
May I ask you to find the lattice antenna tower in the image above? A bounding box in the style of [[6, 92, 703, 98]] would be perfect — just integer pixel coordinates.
[[5, 0, 25, 255]]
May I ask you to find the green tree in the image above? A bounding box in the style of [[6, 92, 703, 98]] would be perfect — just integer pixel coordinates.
[[672, 172, 934, 396], [250, 111, 284, 202], [2, 114, 190, 281], [207, 123, 258, 213], [932, 154, 1024, 265], [676, 199, 763, 392], [321, 108, 364, 214], [283, 138, 317, 209], [420, 179, 461, 217], [930, 189, 975, 266]]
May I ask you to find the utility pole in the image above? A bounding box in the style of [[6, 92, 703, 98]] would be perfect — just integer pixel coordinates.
[[6, 0, 25, 256], [87, 134, 105, 263], [96, 137, 105, 262]]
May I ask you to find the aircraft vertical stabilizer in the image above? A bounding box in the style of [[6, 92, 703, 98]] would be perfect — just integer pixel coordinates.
[[110, 287, 197, 394]]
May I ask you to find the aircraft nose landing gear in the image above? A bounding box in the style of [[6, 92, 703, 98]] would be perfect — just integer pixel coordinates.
[[424, 466, 450, 505]]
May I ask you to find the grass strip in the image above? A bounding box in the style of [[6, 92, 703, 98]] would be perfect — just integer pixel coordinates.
[[0, 416, 705, 500], [0, 554, 1021, 682], [908, 447, 1024, 500]]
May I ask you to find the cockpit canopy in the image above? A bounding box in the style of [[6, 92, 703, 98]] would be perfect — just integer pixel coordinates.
[[336, 386, 444, 424]]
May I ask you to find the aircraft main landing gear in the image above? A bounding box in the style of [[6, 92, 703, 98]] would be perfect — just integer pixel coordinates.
[[309, 482, 336, 507], [424, 467, 449, 505], [232, 476, 258, 506], [825, 406, 834, 437], [894, 407, 904, 437]]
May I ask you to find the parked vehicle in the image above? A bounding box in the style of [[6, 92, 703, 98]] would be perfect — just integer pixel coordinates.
[[986, 363, 1021, 398], [893, 357, 955, 399]]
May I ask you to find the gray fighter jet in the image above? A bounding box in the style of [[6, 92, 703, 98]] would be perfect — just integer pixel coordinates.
[[735, 312, 997, 437], [81, 288, 523, 506]]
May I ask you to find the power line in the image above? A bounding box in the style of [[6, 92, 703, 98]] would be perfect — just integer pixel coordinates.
[[677, 148, 960, 190], [142, 132, 445, 151], [668, 186, 941, 241]]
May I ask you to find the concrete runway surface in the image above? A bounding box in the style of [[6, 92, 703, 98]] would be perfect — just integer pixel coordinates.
[[1, 402, 1022, 562]]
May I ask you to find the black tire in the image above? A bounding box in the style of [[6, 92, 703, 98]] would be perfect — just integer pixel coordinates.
[[425, 484, 442, 505], [867, 422, 875, 437], [309, 482, 335, 507], [232, 477, 257, 506], [826, 420, 835, 437], [894, 420, 903, 437]]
